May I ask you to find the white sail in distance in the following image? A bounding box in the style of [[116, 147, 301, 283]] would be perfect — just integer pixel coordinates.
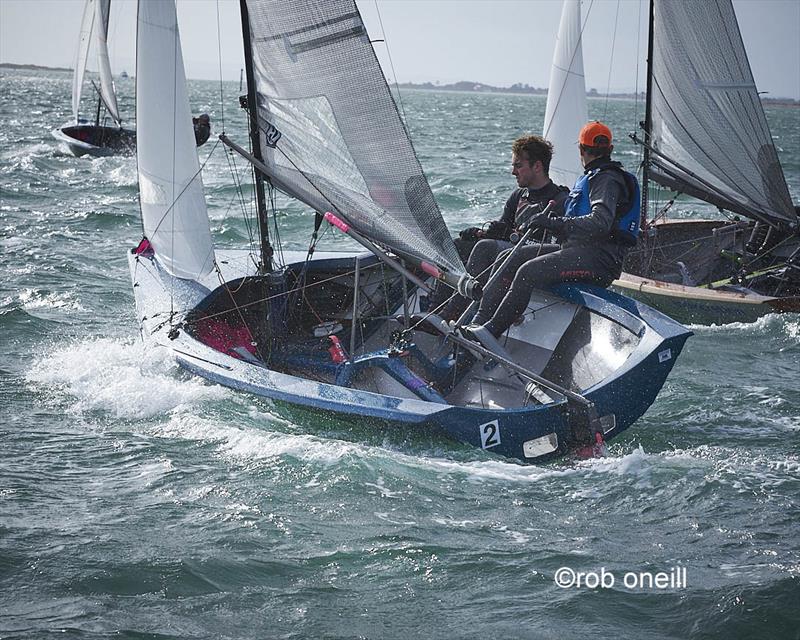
[[95, 0, 120, 124], [136, 0, 214, 280], [543, 0, 588, 189], [72, 0, 96, 122]]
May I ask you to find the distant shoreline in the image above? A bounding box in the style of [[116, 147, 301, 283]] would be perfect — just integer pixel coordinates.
[[2, 65, 796, 105], [1, 62, 72, 73], [397, 81, 799, 106]]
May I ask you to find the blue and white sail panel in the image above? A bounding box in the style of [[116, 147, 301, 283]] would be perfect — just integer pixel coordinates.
[[136, 0, 214, 281], [543, 0, 587, 189], [95, 0, 120, 124], [243, 0, 464, 277], [649, 0, 795, 226], [72, 0, 96, 122]]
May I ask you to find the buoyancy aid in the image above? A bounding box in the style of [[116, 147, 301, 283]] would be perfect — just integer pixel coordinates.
[[564, 161, 641, 246]]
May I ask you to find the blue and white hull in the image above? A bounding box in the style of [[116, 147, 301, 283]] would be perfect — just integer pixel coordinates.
[[129, 248, 691, 462]]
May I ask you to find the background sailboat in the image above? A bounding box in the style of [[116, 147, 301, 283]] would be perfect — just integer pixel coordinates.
[[128, 0, 689, 463], [544, 0, 800, 324], [618, 0, 800, 323], [52, 0, 212, 158], [52, 0, 136, 157]]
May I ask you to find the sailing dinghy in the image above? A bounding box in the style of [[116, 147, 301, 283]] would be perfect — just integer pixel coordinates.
[[52, 0, 136, 157], [545, 0, 799, 324], [52, 0, 212, 157], [128, 0, 690, 463]]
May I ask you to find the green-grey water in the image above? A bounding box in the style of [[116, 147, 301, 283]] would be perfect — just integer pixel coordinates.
[[1, 69, 799, 639]]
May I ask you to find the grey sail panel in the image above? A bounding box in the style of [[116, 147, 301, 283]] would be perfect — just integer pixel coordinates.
[[649, 0, 795, 226], [244, 0, 463, 276]]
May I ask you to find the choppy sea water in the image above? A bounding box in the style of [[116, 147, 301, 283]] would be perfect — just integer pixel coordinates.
[[1, 69, 799, 639]]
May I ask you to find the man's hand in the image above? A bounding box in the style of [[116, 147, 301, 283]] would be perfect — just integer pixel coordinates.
[[521, 212, 551, 231], [459, 226, 483, 241]]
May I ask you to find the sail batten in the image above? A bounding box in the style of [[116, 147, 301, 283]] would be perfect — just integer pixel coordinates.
[[649, 0, 795, 226], [242, 0, 463, 276], [136, 0, 214, 280]]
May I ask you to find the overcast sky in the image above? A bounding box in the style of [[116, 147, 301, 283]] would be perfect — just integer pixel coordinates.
[[1, 0, 798, 99]]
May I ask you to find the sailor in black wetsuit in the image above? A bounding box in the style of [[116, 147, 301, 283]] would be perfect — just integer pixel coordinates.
[[437, 135, 569, 320], [464, 122, 641, 352], [193, 114, 211, 146]]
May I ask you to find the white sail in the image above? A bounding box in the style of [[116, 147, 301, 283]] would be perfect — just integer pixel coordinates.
[[95, 0, 121, 124], [136, 0, 214, 281], [543, 0, 588, 189], [71, 0, 96, 122]]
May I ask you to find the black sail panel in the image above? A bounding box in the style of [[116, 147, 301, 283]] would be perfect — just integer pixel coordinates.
[[649, 0, 795, 227], [243, 0, 464, 276]]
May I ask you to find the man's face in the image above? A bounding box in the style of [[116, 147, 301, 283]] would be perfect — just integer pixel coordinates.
[[511, 152, 539, 188], [579, 145, 589, 168]]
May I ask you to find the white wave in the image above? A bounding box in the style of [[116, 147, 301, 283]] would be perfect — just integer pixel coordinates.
[[17, 288, 86, 312], [689, 313, 799, 338], [26, 336, 227, 419], [106, 162, 138, 187]]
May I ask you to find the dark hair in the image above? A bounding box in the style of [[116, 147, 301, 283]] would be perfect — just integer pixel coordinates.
[[579, 141, 612, 159], [512, 135, 554, 173]]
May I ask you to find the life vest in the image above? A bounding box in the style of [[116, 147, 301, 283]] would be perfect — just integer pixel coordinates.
[[564, 162, 641, 246]]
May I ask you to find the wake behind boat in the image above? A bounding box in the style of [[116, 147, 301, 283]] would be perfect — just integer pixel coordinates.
[[128, 0, 690, 463]]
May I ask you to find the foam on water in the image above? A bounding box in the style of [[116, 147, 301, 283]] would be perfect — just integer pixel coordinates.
[[689, 313, 800, 339], [17, 288, 86, 312], [26, 337, 227, 419], [103, 161, 138, 187]]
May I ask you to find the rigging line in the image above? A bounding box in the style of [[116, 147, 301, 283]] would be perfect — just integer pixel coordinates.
[[267, 182, 286, 269], [263, 132, 342, 219], [602, 0, 621, 121], [371, 0, 409, 129], [188, 263, 384, 324], [148, 138, 221, 239], [209, 262, 265, 361], [648, 76, 776, 219], [223, 145, 259, 256], [215, 0, 225, 132], [169, 16, 180, 328], [633, 0, 643, 165], [543, 0, 595, 142]]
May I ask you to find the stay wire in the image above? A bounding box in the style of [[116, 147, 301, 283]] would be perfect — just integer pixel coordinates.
[[215, 0, 225, 133], [371, 0, 409, 129], [602, 0, 622, 121]]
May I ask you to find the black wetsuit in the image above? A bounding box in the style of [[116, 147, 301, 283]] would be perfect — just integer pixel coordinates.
[[474, 157, 633, 337], [442, 181, 569, 320], [453, 181, 569, 261]]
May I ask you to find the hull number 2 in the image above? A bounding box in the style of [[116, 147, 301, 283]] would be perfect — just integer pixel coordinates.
[[479, 420, 501, 449]]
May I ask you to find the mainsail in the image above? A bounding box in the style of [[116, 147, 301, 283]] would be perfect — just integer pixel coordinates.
[[543, 0, 587, 189], [95, 0, 121, 124], [648, 0, 796, 227], [242, 0, 464, 277], [72, 0, 96, 122], [136, 0, 214, 280]]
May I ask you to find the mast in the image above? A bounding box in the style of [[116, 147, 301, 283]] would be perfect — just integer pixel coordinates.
[[640, 0, 655, 228], [239, 0, 273, 274]]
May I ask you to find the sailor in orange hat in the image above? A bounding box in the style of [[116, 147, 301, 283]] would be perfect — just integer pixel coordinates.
[[462, 121, 642, 355]]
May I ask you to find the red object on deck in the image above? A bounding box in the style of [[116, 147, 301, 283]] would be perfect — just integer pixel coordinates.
[[327, 335, 348, 363]]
